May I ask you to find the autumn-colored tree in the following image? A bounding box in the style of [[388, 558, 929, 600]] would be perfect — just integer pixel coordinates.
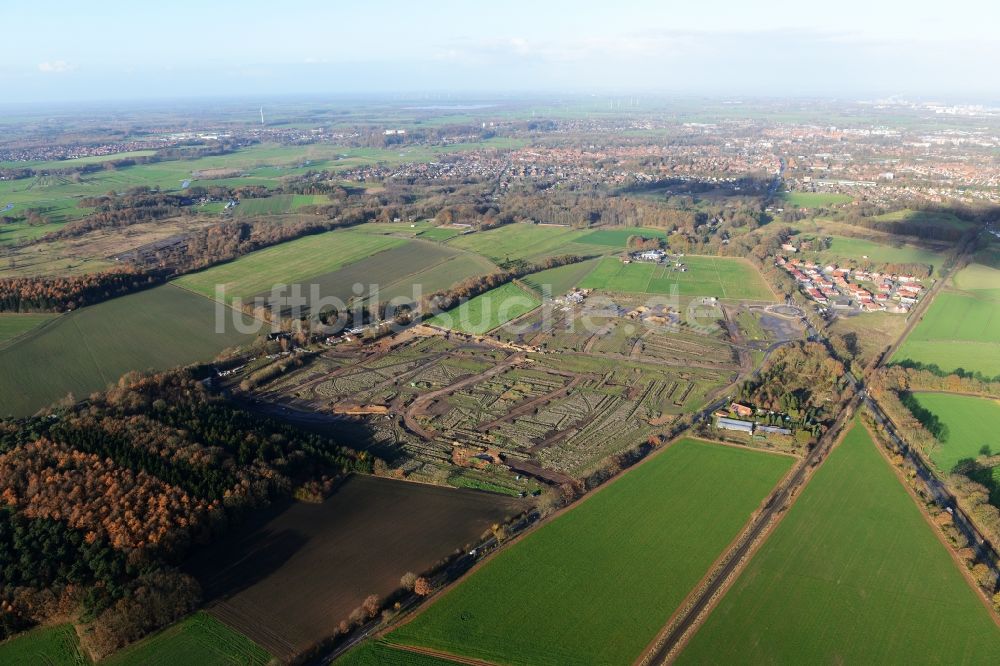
[[413, 577, 432, 596]]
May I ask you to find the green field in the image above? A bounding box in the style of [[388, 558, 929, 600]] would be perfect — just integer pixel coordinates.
[[234, 194, 329, 216], [576, 226, 669, 247], [104, 613, 270, 666], [0, 624, 87, 665], [781, 191, 853, 208], [339, 640, 456, 665], [803, 234, 943, 274], [0, 312, 57, 345], [254, 240, 494, 312], [173, 230, 406, 301], [424, 282, 541, 334], [953, 259, 1000, 299], [894, 288, 1000, 376], [351, 220, 435, 237], [520, 258, 600, 296], [417, 227, 462, 242], [677, 421, 1000, 664], [449, 224, 588, 263], [365, 253, 496, 305], [909, 392, 1000, 473], [387, 439, 793, 665], [869, 208, 977, 235], [578, 255, 775, 301], [0, 284, 256, 417]]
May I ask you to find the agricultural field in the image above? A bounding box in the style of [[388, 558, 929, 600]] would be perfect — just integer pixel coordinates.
[[254, 240, 494, 316], [173, 229, 406, 301], [780, 190, 853, 208], [186, 475, 521, 662], [520, 257, 600, 296], [417, 226, 463, 242], [425, 282, 541, 334], [448, 223, 590, 263], [385, 439, 794, 665], [894, 290, 1000, 377], [350, 220, 435, 237], [677, 421, 1000, 664], [907, 392, 1000, 474], [576, 226, 669, 247], [578, 255, 775, 301], [104, 612, 270, 666], [0, 312, 56, 345], [339, 640, 456, 665], [953, 247, 1000, 299], [366, 253, 497, 306], [0, 284, 256, 417], [233, 193, 329, 216], [0, 624, 87, 666]]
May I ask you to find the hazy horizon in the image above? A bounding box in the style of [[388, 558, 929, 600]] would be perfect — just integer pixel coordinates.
[[4, 0, 999, 105]]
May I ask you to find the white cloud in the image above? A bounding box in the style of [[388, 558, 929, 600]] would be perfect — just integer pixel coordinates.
[[37, 60, 75, 73]]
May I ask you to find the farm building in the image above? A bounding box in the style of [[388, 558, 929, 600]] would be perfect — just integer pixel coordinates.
[[717, 417, 754, 433], [730, 402, 753, 418], [757, 424, 793, 435]]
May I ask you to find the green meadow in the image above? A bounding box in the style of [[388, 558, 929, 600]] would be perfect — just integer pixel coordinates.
[[908, 392, 1000, 473], [520, 258, 600, 296], [424, 282, 541, 334], [449, 224, 589, 263], [894, 290, 1000, 376], [576, 226, 669, 247], [677, 421, 1000, 664], [578, 255, 775, 300], [802, 234, 943, 275]]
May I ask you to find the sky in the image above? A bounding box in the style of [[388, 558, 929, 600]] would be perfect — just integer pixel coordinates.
[[2, 0, 998, 104]]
